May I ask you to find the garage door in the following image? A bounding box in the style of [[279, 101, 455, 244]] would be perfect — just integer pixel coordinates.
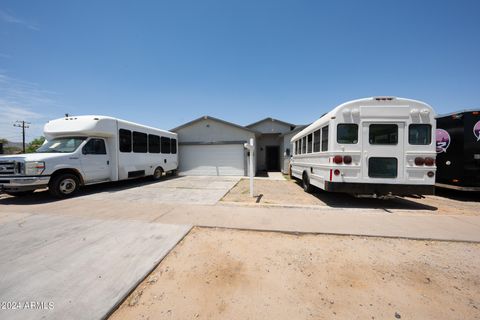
[[179, 144, 245, 176]]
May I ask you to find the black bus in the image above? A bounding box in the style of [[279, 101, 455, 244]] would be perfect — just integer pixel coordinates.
[[435, 110, 480, 191]]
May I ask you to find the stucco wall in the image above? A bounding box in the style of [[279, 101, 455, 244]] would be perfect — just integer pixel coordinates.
[[173, 118, 256, 175], [175, 118, 256, 143], [248, 120, 293, 134], [281, 132, 296, 174]]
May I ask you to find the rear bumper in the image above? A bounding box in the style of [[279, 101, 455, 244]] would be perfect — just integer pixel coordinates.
[[0, 176, 50, 192], [324, 181, 435, 196]]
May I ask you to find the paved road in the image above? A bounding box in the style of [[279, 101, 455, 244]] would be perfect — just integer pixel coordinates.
[[0, 213, 190, 320]]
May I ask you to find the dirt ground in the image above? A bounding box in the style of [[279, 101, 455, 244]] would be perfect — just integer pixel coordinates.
[[221, 179, 480, 215], [222, 178, 325, 205], [109, 227, 480, 320]]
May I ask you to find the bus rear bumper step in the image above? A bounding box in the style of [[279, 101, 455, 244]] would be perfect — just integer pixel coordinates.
[[324, 181, 435, 196]]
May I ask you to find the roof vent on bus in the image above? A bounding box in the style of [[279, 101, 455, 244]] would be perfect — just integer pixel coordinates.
[[374, 97, 395, 101]]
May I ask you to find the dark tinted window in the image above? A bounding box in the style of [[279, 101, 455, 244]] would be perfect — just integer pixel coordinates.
[[369, 124, 398, 145], [133, 131, 147, 153], [295, 140, 298, 155], [119, 129, 132, 152], [409, 124, 431, 145], [307, 134, 313, 153], [171, 138, 177, 154], [321, 126, 329, 151], [313, 130, 320, 152], [83, 139, 106, 155], [148, 134, 160, 153], [337, 124, 358, 144], [301, 137, 306, 154], [161, 137, 171, 154], [368, 157, 398, 178]]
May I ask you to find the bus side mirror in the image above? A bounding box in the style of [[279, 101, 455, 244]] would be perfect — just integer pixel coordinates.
[[82, 148, 88, 155]]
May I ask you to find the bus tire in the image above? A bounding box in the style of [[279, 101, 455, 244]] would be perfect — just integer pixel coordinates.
[[48, 173, 80, 198], [152, 167, 163, 180], [302, 172, 313, 193]]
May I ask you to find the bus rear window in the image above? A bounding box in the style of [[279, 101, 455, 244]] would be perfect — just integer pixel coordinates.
[[409, 124, 431, 145], [368, 157, 398, 178], [337, 124, 358, 144], [369, 124, 398, 145]]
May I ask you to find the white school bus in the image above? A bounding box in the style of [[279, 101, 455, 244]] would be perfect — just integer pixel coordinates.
[[290, 97, 436, 196], [0, 115, 178, 198]]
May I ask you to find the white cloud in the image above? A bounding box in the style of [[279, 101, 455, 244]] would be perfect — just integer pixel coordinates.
[[0, 73, 59, 142], [0, 9, 39, 31]]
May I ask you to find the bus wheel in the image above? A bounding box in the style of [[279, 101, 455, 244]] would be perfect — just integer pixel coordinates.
[[49, 174, 79, 198], [302, 172, 313, 193], [152, 167, 163, 180]]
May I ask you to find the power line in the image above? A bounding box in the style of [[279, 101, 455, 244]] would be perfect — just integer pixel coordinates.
[[13, 120, 31, 153]]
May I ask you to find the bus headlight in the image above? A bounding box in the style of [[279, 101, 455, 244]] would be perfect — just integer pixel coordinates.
[[25, 161, 46, 175]]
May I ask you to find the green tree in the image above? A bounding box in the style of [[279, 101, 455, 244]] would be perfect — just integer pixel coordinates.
[[26, 137, 46, 153]]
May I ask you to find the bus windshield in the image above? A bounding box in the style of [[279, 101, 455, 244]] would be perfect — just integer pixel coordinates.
[[36, 137, 87, 153]]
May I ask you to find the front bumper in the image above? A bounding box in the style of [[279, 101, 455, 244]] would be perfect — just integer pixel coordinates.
[[324, 181, 435, 196], [0, 176, 50, 192]]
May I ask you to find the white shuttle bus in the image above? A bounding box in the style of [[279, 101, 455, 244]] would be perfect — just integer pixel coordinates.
[[0, 115, 178, 198], [290, 97, 436, 196]]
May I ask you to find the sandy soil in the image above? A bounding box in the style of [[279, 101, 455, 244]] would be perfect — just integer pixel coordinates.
[[109, 227, 480, 320], [222, 179, 480, 215], [222, 179, 325, 205]]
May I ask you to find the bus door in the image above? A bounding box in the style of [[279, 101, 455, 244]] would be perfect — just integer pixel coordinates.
[[80, 138, 111, 183], [362, 122, 405, 183]]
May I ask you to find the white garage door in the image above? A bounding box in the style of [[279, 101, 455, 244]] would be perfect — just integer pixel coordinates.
[[179, 144, 245, 176]]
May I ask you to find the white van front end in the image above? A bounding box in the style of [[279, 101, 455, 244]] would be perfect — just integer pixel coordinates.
[[0, 152, 81, 193]]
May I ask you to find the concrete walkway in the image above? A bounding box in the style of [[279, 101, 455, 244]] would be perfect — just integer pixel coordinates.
[[2, 199, 479, 242], [157, 204, 480, 243], [0, 213, 190, 320], [254, 171, 286, 180]]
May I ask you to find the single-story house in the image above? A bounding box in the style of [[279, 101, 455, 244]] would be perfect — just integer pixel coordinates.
[[171, 116, 306, 176]]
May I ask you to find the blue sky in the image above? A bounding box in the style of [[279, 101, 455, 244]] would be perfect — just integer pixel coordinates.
[[1, 0, 479, 141]]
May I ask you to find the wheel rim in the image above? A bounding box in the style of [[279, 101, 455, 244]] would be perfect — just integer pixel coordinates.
[[154, 168, 162, 179], [59, 178, 76, 194]]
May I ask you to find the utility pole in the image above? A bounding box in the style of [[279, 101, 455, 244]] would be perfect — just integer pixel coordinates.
[[13, 120, 30, 153]]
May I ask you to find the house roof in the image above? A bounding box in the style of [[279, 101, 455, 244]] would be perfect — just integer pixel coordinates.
[[279, 125, 309, 137], [245, 117, 296, 129], [171, 115, 260, 134]]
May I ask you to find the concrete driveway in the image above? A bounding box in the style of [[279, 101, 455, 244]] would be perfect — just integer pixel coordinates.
[[80, 176, 241, 205], [0, 212, 190, 320]]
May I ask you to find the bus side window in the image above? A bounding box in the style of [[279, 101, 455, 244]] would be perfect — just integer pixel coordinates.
[[83, 139, 107, 155], [148, 134, 160, 153], [171, 138, 177, 154], [133, 131, 148, 153], [313, 130, 320, 152], [119, 129, 132, 153], [307, 134, 313, 153], [302, 137, 307, 154], [321, 126, 329, 151], [161, 137, 171, 154]]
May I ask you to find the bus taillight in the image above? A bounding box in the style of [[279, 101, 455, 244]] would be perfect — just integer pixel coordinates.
[[424, 157, 435, 166], [414, 157, 425, 166], [333, 155, 343, 164], [343, 155, 352, 164], [415, 157, 435, 166]]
